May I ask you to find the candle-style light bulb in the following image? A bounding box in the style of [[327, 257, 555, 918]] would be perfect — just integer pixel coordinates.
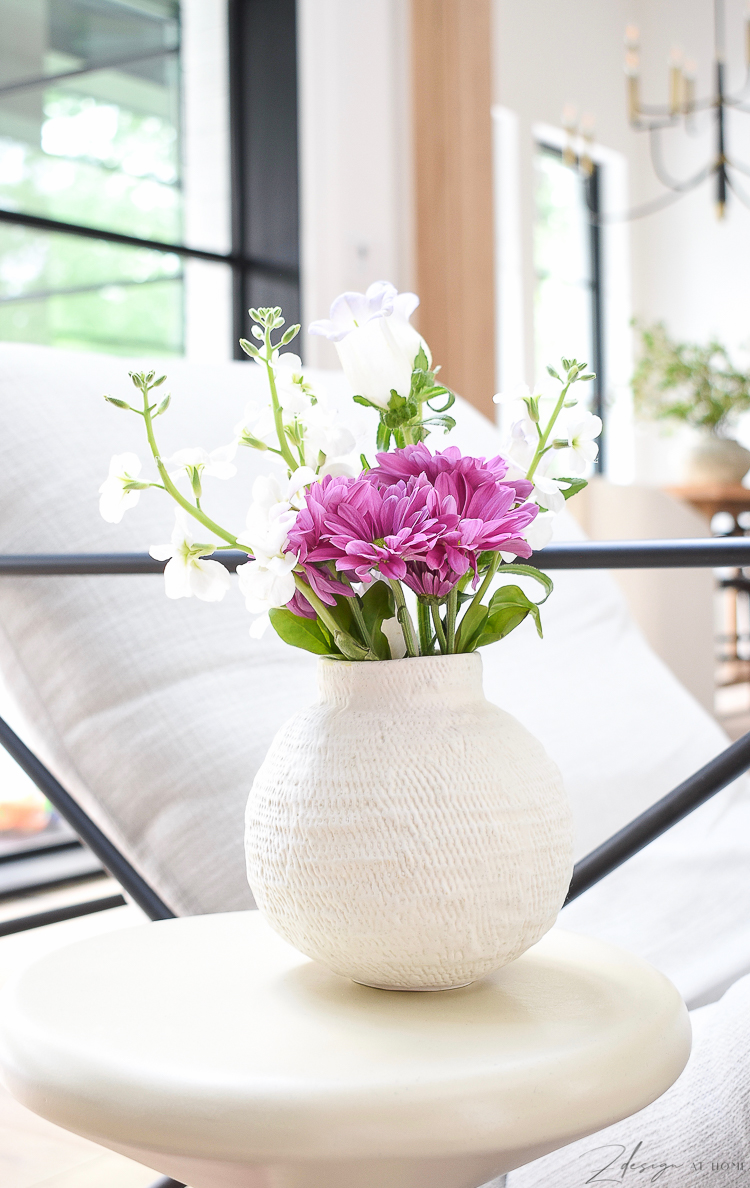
[[624, 25, 641, 122], [683, 57, 697, 118], [561, 103, 578, 168], [624, 24, 640, 49], [669, 46, 684, 116], [580, 113, 595, 177]]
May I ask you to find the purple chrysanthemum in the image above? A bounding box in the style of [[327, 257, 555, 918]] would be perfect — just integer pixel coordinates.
[[365, 443, 534, 503], [285, 445, 539, 617], [286, 475, 356, 609], [313, 476, 442, 582]]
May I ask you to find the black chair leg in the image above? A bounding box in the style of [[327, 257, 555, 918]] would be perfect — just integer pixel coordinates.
[[147, 1178, 187, 1188]]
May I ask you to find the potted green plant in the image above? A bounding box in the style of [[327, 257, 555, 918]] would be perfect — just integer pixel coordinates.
[[632, 323, 750, 484]]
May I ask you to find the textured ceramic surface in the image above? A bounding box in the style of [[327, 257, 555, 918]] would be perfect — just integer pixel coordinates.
[[0, 914, 692, 1188], [684, 434, 750, 485], [245, 653, 574, 989]]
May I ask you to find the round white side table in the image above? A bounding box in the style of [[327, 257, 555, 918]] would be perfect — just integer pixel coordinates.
[[0, 913, 690, 1188]]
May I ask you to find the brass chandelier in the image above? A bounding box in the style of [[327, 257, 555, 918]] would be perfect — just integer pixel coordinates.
[[624, 0, 750, 219]]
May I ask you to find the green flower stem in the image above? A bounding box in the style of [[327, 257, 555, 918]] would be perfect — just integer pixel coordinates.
[[294, 575, 376, 661], [446, 585, 458, 654], [264, 329, 298, 472], [417, 599, 432, 655], [142, 392, 239, 547], [465, 551, 501, 617], [349, 591, 373, 649], [388, 579, 419, 658], [526, 384, 570, 481], [430, 602, 448, 654]]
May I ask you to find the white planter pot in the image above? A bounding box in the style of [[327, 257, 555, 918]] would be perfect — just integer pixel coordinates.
[[683, 434, 750, 485], [245, 653, 573, 990]]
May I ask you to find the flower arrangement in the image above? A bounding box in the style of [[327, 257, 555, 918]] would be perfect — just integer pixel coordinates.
[[633, 322, 750, 435], [100, 282, 600, 661]]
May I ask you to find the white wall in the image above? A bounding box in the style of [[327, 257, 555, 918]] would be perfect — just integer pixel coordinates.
[[297, 0, 413, 368], [494, 0, 750, 483]]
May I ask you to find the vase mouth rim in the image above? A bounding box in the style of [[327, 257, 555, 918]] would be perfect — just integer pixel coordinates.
[[318, 652, 481, 669]]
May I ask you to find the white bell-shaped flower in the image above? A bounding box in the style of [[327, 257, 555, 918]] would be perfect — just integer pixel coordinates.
[[310, 282, 429, 409]]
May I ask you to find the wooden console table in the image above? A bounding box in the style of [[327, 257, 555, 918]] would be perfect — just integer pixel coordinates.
[[666, 483, 750, 524]]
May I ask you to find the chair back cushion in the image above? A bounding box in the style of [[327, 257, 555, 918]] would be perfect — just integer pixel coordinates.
[[0, 342, 745, 1005]]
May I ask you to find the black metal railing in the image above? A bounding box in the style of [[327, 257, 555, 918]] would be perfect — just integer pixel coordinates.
[[1, 537, 750, 576], [2, 536, 749, 930]]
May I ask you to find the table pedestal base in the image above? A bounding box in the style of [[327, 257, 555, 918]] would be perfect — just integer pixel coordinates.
[[113, 1137, 522, 1188]]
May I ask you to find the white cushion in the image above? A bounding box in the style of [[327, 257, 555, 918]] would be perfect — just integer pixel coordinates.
[[0, 343, 747, 1004], [506, 971, 750, 1188]]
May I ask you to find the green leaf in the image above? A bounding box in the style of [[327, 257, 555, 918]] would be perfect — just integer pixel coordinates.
[[476, 586, 541, 646], [495, 563, 554, 603], [422, 414, 456, 434], [376, 420, 391, 450], [414, 345, 429, 371], [268, 609, 333, 655], [359, 453, 371, 471], [353, 394, 380, 409], [555, 476, 588, 500], [425, 389, 454, 412], [360, 581, 395, 659], [455, 602, 489, 652]]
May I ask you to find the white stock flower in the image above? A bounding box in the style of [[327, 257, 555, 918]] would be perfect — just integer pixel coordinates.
[[167, 444, 237, 483], [561, 411, 603, 475], [237, 555, 297, 615], [249, 611, 271, 638], [303, 400, 356, 459], [237, 467, 313, 566], [532, 470, 566, 514], [235, 401, 276, 447], [310, 282, 429, 409], [523, 510, 556, 551], [319, 459, 357, 479], [274, 353, 313, 416], [493, 382, 533, 406], [99, 453, 144, 523], [505, 415, 538, 470], [237, 468, 313, 628], [149, 511, 231, 602]]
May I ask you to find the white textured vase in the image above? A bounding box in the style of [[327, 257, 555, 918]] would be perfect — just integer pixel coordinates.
[[684, 434, 750, 485], [245, 653, 574, 990]]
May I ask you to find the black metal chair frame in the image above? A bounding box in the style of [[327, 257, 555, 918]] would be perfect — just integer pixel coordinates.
[[3, 538, 750, 1188]]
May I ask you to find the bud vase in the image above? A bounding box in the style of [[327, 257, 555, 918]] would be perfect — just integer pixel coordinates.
[[245, 652, 573, 991]]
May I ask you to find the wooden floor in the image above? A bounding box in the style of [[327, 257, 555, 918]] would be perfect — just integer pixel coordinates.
[[0, 889, 163, 1188]]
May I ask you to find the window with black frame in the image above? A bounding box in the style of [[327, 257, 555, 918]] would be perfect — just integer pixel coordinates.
[[0, 0, 184, 355], [533, 142, 604, 465], [0, 0, 300, 900], [0, 0, 300, 362]]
